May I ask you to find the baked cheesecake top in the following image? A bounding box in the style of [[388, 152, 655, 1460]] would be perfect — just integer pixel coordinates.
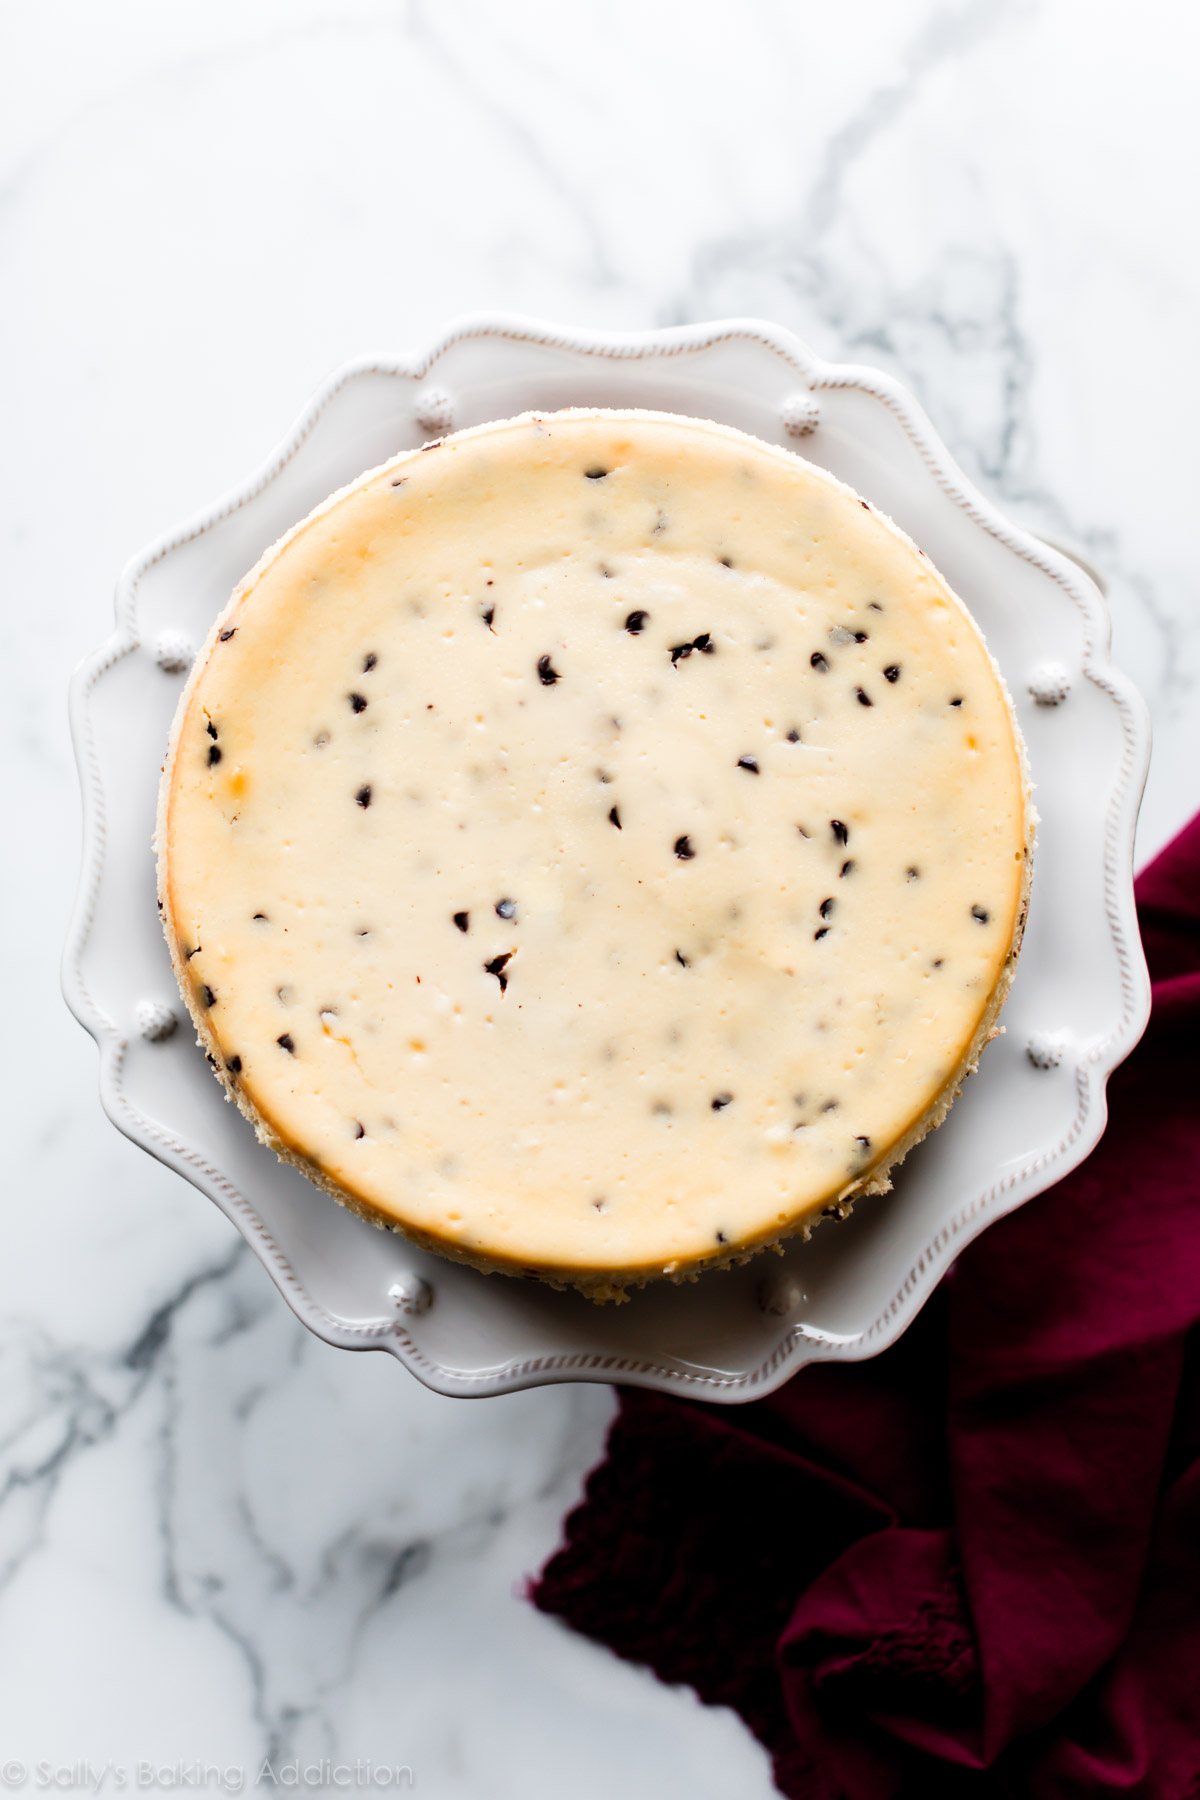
[[158, 410, 1030, 1295]]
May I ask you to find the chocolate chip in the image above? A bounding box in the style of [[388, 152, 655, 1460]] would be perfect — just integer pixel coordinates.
[[207, 745, 222, 766], [484, 953, 512, 993], [219, 628, 236, 642], [495, 898, 516, 920], [354, 1121, 366, 1139], [277, 1034, 295, 1053], [356, 785, 372, 808], [972, 906, 990, 924], [711, 1093, 733, 1111], [831, 819, 849, 845], [811, 652, 829, 671], [608, 806, 621, 829], [840, 860, 854, 878], [671, 634, 713, 664], [624, 610, 649, 634], [814, 927, 830, 940], [206, 721, 218, 740], [856, 688, 873, 707], [786, 729, 801, 743], [349, 693, 368, 713], [227, 1056, 242, 1074], [737, 755, 759, 774], [537, 654, 560, 685], [363, 653, 377, 672], [673, 835, 695, 860], [819, 897, 835, 918], [674, 949, 690, 967], [584, 466, 608, 480], [884, 665, 900, 683], [201, 986, 216, 1006], [453, 911, 469, 932]]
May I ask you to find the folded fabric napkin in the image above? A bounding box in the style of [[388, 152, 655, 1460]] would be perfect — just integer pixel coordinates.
[[532, 815, 1200, 1799]]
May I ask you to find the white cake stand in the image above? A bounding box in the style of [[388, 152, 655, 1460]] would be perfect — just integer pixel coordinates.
[[62, 316, 1151, 1402]]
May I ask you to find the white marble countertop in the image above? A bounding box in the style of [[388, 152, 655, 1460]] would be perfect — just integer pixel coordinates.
[[3, 2, 1197, 1793]]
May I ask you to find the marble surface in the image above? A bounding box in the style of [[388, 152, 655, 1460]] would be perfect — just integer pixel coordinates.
[[3, 1, 1198, 1793]]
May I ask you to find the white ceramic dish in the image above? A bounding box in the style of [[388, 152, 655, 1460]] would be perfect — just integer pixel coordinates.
[[63, 316, 1151, 1402]]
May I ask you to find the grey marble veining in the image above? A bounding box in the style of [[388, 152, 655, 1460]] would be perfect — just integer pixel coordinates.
[[2, 0, 1197, 1793]]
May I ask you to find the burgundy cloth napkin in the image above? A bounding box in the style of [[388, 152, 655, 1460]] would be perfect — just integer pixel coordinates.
[[532, 816, 1200, 1799]]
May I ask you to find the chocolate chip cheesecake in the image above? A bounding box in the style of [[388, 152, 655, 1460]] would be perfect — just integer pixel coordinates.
[[157, 410, 1032, 1301]]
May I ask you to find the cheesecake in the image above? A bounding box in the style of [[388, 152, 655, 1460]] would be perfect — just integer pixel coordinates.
[[157, 410, 1032, 1300]]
